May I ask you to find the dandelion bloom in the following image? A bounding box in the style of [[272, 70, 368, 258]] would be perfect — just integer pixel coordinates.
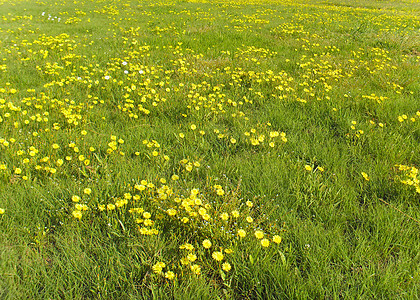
[[222, 262, 231, 272], [220, 212, 229, 220], [71, 195, 80, 202], [190, 264, 201, 275], [187, 253, 197, 262], [273, 235, 282, 244], [202, 239, 212, 249], [72, 210, 82, 220], [231, 210, 240, 218], [261, 238, 270, 247], [212, 251, 224, 261], [237, 229, 246, 238], [164, 271, 175, 280], [255, 230, 264, 239]]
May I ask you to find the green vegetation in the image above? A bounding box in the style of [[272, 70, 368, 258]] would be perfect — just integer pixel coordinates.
[[0, 0, 419, 298]]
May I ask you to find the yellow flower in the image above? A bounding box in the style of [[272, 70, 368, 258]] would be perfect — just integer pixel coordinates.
[[202, 239, 212, 249], [71, 195, 80, 202], [14, 168, 22, 174], [72, 210, 82, 219], [107, 204, 116, 211], [134, 184, 146, 191], [361, 172, 370, 181], [0, 208, 5, 214], [304, 165, 312, 171], [187, 253, 197, 262], [171, 174, 179, 180], [180, 243, 194, 251], [212, 251, 224, 261], [152, 262, 165, 274], [164, 271, 175, 280], [273, 235, 282, 244], [255, 230, 264, 239], [167, 208, 177, 216], [261, 238, 270, 247], [222, 262, 231, 272], [237, 229, 246, 238], [246, 201, 253, 208], [190, 264, 201, 275], [220, 212, 229, 221], [180, 257, 189, 265], [231, 210, 240, 218], [246, 216, 253, 223], [181, 217, 189, 223]]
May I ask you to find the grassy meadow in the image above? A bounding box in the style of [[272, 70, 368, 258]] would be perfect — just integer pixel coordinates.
[[0, 0, 419, 298]]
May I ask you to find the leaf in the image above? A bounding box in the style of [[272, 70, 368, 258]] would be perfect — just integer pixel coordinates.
[[219, 269, 226, 281], [279, 251, 286, 265]]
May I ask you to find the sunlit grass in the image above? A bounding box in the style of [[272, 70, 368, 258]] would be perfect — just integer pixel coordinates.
[[0, 0, 419, 298]]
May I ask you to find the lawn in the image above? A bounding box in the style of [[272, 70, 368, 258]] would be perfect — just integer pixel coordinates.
[[0, 0, 419, 298]]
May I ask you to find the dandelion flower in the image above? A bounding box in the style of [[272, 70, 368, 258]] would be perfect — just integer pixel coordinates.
[[71, 195, 80, 202], [202, 239, 212, 249], [187, 253, 197, 262], [190, 264, 201, 275], [273, 235, 282, 244], [220, 212, 229, 221], [255, 230, 264, 239], [72, 210, 82, 219], [237, 229, 246, 238], [164, 271, 175, 280], [222, 262, 231, 272], [261, 238, 270, 247], [212, 251, 224, 261]]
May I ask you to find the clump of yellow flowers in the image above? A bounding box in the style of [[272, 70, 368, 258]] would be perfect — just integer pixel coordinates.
[[395, 165, 420, 194], [68, 175, 284, 281]]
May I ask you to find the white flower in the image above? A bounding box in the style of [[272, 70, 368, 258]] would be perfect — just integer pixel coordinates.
[[122, 61, 128, 65], [139, 70, 144, 74], [104, 75, 110, 80], [124, 70, 128, 74]]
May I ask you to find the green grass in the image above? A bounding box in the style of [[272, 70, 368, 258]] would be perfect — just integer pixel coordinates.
[[0, 0, 419, 298]]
